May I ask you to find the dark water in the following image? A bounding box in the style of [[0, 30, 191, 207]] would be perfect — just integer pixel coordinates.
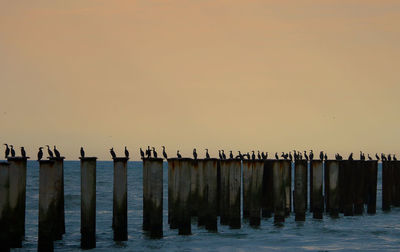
[[16, 161, 400, 251]]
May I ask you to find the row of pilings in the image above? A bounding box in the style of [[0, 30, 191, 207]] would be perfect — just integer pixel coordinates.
[[1, 158, 400, 251]]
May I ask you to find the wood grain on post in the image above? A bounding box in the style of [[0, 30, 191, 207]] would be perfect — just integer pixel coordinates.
[[294, 160, 307, 221], [113, 157, 128, 241], [262, 160, 273, 218], [0, 162, 10, 252], [325, 160, 339, 217]]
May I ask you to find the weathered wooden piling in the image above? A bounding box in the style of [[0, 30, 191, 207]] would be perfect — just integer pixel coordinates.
[[143, 158, 163, 238], [325, 160, 340, 217], [50, 157, 65, 240], [294, 160, 307, 221], [382, 161, 391, 211], [242, 159, 250, 219], [245, 160, 263, 227], [342, 160, 355, 216], [196, 160, 206, 227], [272, 160, 289, 222], [283, 160, 292, 216], [365, 160, 378, 214], [113, 157, 128, 241], [204, 159, 218, 231], [7, 157, 28, 248], [0, 162, 10, 252], [228, 159, 241, 229], [392, 161, 400, 207], [38, 160, 57, 252], [80, 157, 97, 249], [168, 158, 179, 229], [311, 160, 323, 219], [354, 161, 365, 215], [177, 158, 192, 235], [219, 160, 231, 225], [190, 160, 200, 217], [262, 160, 274, 218]]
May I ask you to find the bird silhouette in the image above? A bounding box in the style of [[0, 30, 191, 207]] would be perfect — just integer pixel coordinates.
[[289, 152, 293, 161], [388, 154, 392, 161], [140, 148, 145, 159], [251, 151, 256, 160], [309, 150, 314, 160], [218, 150, 222, 160], [229, 151, 233, 159], [246, 152, 251, 160], [265, 152, 268, 159], [193, 148, 197, 160], [46, 145, 53, 158], [222, 150, 226, 160], [304, 151, 308, 161], [257, 151, 261, 160], [177, 150, 182, 159], [162, 146, 168, 160], [54, 146, 61, 158], [152, 147, 158, 158], [360, 151, 365, 161], [375, 153, 380, 160], [381, 153, 387, 161], [146, 146, 151, 158], [110, 148, 116, 159], [21, 147, 26, 158], [348, 153, 353, 161], [37, 147, 43, 161], [125, 147, 129, 158], [368, 154, 372, 161], [298, 152, 303, 160], [236, 151, 243, 160], [80, 147, 85, 158], [324, 153, 328, 161], [394, 154, 397, 161], [319, 151, 324, 161], [10, 145, 15, 157], [275, 152, 279, 160], [4, 144, 10, 158], [261, 152, 266, 160], [205, 149, 210, 159]]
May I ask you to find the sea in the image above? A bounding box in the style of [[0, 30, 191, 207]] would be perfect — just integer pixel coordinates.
[[14, 161, 400, 251]]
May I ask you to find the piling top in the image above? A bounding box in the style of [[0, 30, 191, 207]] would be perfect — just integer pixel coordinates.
[[49, 157, 65, 161], [220, 159, 243, 163], [7, 157, 30, 161], [0, 161, 10, 165], [142, 157, 164, 161], [167, 158, 193, 161], [79, 157, 97, 161], [113, 157, 129, 161], [39, 160, 55, 164]]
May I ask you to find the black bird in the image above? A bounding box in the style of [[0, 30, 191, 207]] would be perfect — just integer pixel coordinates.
[[360, 151, 365, 161], [152, 147, 158, 158], [37, 147, 43, 161], [388, 154, 392, 161], [236, 151, 243, 160], [309, 150, 314, 160], [368, 154, 372, 161], [293, 150, 298, 160], [375, 153, 380, 161], [298, 152, 303, 160], [125, 146, 129, 158], [229, 151, 233, 159], [46, 145, 53, 158], [261, 152, 266, 160], [80, 147, 85, 158], [246, 152, 251, 160], [348, 153, 353, 161], [147, 146, 151, 158], [110, 148, 116, 159], [394, 154, 397, 161], [54, 145, 61, 158], [275, 152, 279, 160], [251, 151, 256, 160], [205, 149, 210, 159], [140, 148, 145, 159], [4, 144, 10, 158], [257, 151, 261, 160], [177, 150, 182, 159], [162, 146, 168, 160], [381, 153, 387, 161], [265, 152, 268, 159], [319, 151, 324, 161], [289, 152, 293, 161], [324, 153, 328, 161], [222, 150, 226, 160], [304, 151, 308, 161], [21, 147, 26, 158], [193, 148, 197, 160], [218, 150, 222, 160], [10, 145, 15, 157]]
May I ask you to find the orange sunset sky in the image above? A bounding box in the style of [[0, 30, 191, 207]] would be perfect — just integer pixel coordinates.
[[1, 1, 400, 160]]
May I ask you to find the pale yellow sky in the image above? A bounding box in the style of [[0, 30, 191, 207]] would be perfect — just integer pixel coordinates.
[[1, 1, 400, 160]]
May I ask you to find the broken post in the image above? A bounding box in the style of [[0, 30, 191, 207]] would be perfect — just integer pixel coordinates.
[[294, 160, 307, 221], [325, 160, 340, 217], [262, 160, 274, 218], [0, 162, 10, 252], [113, 157, 128, 241], [80, 157, 97, 249], [311, 160, 323, 219]]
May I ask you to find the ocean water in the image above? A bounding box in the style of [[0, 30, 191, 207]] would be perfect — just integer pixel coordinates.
[[15, 161, 400, 251]]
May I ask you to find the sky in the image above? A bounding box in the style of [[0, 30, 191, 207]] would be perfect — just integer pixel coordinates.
[[1, 0, 400, 160]]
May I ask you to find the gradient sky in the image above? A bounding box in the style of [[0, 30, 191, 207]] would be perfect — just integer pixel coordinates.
[[1, 1, 400, 160]]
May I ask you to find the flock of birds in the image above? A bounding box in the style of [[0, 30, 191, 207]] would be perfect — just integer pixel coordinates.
[[2, 144, 398, 162]]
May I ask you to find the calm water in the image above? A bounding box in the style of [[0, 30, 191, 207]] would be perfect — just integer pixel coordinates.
[[15, 161, 400, 251]]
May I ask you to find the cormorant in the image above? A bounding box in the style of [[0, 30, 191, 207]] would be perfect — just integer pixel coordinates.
[[324, 153, 328, 161], [162, 146, 168, 160], [110, 148, 116, 159], [388, 154, 392, 161], [394, 154, 397, 161], [375, 153, 380, 161], [152, 147, 158, 158], [319, 151, 324, 161], [246, 152, 251, 160], [236, 151, 243, 160], [21, 147, 26, 158], [275, 152, 279, 160], [265, 152, 268, 159], [229, 151, 233, 159], [261, 152, 266, 160], [251, 151, 255, 160], [37, 147, 43, 161], [4, 144, 9, 158], [205, 149, 210, 159], [289, 152, 293, 161], [140, 148, 145, 159], [368, 154, 372, 161], [146, 146, 151, 158], [257, 151, 261, 160], [218, 150, 222, 160], [309, 150, 314, 160], [80, 147, 85, 158], [348, 153, 353, 161], [360, 151, 365, 161], [177, 150, 182, 159], [222, 150, 226, 160], [304, 151, 308, 161], [10, 145, 15, 157], [293, 150, 298, 160], [193, 148, 197, 160], [54, 146, 61, 158], [46, 145, 53, 158], [125, 147, 129, 158], [298, 152, 303, 160], [381, 153, 387, 161]]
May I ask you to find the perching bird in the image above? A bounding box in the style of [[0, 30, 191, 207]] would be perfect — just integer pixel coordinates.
[[46, 145, 53, 158], [265, 152, 268, 160], [381, 153, 387, 161], [37, 147, 43, 161], [275, 152, 279, 160], [229, 151, 233, 159], [80, 147, 85, 158], [319, 151, 324, 161], [394, 155, 397, 161], [193, 148, 197, 160], [368, 154, 372, 161], [162, 146, 168, 160], [289, 152, 293, 161], [205, 149, 210, 159], [246, 152, 251, 160], [281, 152, 285, 159], [110, 148, 116, 159], [375, 153, 380, 161], [236, 151, 243, 160], [21, 147, 26, 158], [222, 150, 226, 160], [251, 151, 256, 160], [348, 153, 353, 161], [152, 147, 158, 158], [54, 146, 61, 158], [218, 150, 222, 160], [10, 145, 15, 157], [324, 153, 328, 161], [177, 150, 182, 159], [140, 148, 145, 159], [309, 150, 314, 161], [360, 151, 365, 161], [125, 146, 129, 158], [304, 151, 308, 161], [146, 146, 151, 158], [388, 154, 392, 161], [261, 152, 266, 160], [257, 151, 261, 160], [4, 144, 10, 158]]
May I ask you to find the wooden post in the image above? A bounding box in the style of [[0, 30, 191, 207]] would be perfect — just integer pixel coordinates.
[[113, 157, 128, 241], [197, 160, 206, 227], [50, 157, 65, 240], [392, 161, 400, 207], [168, 159, 179, 229], [283, 160, 292, 216], [38, 160, 57, 252], [311, 160, 323, 219], [7, 157, 28, 248], [219, 160, 230, 225], [262, 160, 273, 218], [80, 157, 97, 249], [177, 158, 192, 235], [0, 162, 10, 252], [325, 160, 339, 217], [342, 160, 355, 216], [309, 160, 313, 212], [190, 160, 200, 217], [143, 158, 163, 238], [294, 160, 307, 221], [354, 161, 365, 215], [272, 160, 287, 222], [248, 160, 263, 227], [382, 161, 391, 211], [228, 159, 241, 229], [365, 160, 378, 214], [204, 159, 218, 231], [242, 159, 250, 219]]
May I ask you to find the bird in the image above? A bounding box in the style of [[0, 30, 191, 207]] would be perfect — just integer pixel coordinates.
[[388, 154, 392, 161], [348, 153, 353, 161], [54, 146, 61, 158], [304, 151, 308, 161], [21, 147, 26, 158], [375, 153, 380, 161], [298, 152, 303, 160], [4, 144, 10, 158], [152, 147, 158, 158], [309, 150, 314, 160], [193, 148, 197, 160], [140, 148, 145, 159], [146, 146, 151, 158], [265, 152, 268, 159], [293, 150, 298, 160], [368, 154, 372, 161], [275, 152, 279, 160], [218, 150, 222, 160], [324, 153, 328, 161], [110, 148, 116, 159], [251, 151, 256, 160], [360, 151, 365, 161], [289, 152, 293, 161], [162, 146, 168, 160], [281, 152, 285, 159], [246, 152, 251, 160], [177, 150, 182, 159], [46, 145, 54, 158], [319, 151, 324, 161], [37, 147, 43, 161], [80, 147, 85, 158], [10, 145, 15, 157], [222, 150, 226, 160], [394, 155, 397, 161], [257, 151, 261, 160], [236, 151, 243, 160], [229, 151, 233, 159], [125, 146, 129, 158], [381, 153, 387, 161], [261, 152, 266, 160], [205, 149, 210, 159]]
